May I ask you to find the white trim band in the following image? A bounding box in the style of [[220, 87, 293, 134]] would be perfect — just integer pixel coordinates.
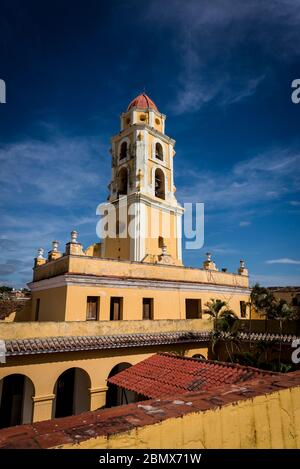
[[29, 274, 251, 295]]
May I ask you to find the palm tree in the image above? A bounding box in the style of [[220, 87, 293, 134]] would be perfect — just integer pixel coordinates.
[[204, 299, 239, 361], [250, 283, 276, 327]]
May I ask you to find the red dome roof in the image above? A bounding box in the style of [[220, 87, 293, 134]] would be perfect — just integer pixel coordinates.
[[127, 93, 158, 111]]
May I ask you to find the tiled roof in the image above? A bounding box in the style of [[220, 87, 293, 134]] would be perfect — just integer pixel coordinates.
[[108, 353, 277, 399], [1, 371, 299, 449], [4, 331, 210, 357], [127, 93, 158, 111], [236, 331, 299, 343], [3, 329, 298, 357]]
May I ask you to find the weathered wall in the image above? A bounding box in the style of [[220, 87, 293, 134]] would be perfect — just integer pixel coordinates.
[[0, 371, 299, 449], [33, 255, 249, 287], [0, 343, 208, 423], [0, 318, 212, 340], [55, 374, 300, 449]]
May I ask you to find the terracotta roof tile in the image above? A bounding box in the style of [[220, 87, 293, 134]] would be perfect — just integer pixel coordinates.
[[127, 93, 158, 111], [1, 371, 300, 449], [4, 331, 210, 357], [108, 353, 278, 398]]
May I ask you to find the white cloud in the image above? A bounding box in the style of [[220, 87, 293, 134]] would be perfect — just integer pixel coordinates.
[[251, 273, 300, 287], [177, 148, 300, 210], [239, 221, 251, 227], [145, 0, 300, 113], [265, 258, 300, 265], [0, 132, 110, 287], [0, 136, 109, 207]]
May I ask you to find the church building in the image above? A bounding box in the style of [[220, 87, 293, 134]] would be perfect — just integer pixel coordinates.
[[0, 94, 251, 428]]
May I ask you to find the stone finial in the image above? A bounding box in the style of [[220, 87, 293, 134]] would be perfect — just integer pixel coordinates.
[[161, 243, 167, 256], [71, 230, 78, 244], [48, 240, 62, 261], [65, 230, 84, 256], [35, 247, 46, 267], [238, 259, 248, 276], [52, 241, 59, 252], [157, 242, 176, 265], [37, 247, 44, 259], [203, 252, 218, 271]]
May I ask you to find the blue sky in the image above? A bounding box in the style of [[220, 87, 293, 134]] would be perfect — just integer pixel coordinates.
[[0, 0, 300, 288]]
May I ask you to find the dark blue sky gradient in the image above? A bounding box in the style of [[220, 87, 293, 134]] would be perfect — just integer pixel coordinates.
[[0, 0, 300, 287]]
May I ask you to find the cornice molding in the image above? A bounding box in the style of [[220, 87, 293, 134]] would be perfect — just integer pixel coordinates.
[[29, 273, 251, 295]]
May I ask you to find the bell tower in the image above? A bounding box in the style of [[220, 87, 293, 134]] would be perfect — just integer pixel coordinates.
[[102, 93, 184, 265]]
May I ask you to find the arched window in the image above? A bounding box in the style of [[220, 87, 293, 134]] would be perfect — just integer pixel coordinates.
[[106, 363, 134, 408], [155, 142, 163, 160], [0, 374, 34, 428], [119, 142, 127, 160], [53, 368, 91, 418], [118, 167, 128, 196], [155, 168, 165, 200], [192, 354, 206, 360]]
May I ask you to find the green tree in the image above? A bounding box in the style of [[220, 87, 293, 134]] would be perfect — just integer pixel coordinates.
[[250, 283, 276, 319], [0, 285, 13, 294], [204, 299, 239, 361]]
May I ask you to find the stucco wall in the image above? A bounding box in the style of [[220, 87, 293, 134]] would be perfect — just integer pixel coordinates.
[[57, 380, 300, 449], [0, 318, 212, 340], [1, 371, 299, 449]]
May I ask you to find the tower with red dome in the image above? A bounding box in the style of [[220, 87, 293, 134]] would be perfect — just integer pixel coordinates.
[[102, 93, 184, 264]]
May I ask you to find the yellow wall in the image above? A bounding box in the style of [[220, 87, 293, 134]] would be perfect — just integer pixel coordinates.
[[144, 205, 180, 263], [0, 318, 212, 340], [0, 342, 208, 423], [30, 255, 250, 322], [29, 283, 250, 322], [55, 383, 300, 449], [31, 287, 67, 321], [34, 255, 249, 287]]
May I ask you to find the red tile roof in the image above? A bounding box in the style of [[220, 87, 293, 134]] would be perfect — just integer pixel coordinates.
[[108, 353, 277, 399], [127, 93, 158, 111], [4, 331, 298, 358], [1, 371, 300, 449], [4, 331, 210, 356]]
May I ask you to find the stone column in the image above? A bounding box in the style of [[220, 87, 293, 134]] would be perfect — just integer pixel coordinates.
[[32, 394, 55, 422], [89, 386, 108, 411]]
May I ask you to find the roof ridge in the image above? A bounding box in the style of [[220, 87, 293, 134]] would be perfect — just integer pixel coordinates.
[[158, 352, 280, 375]]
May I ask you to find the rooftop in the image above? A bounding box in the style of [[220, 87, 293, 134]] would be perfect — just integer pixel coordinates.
[[3, 331, 210, 358], [127, 93, 158, 111], [0, 370, 299, 449], [108, 353, 278, 399]]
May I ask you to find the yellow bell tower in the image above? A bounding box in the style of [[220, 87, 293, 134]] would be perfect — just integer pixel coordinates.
[[102, 93, 184, 265]]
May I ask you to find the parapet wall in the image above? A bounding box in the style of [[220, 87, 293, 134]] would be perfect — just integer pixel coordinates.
[[32, 255, 249, 288], [0, 371, 299, 449], [0, 318, 212, 340]]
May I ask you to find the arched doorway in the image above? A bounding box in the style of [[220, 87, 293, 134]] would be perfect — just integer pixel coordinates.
[[154, 168, 165, 199], [53, 368, 91, 418], [0, 374, 34, 428], [106, 363, 134, 408], [192, 354, 206, 360]]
